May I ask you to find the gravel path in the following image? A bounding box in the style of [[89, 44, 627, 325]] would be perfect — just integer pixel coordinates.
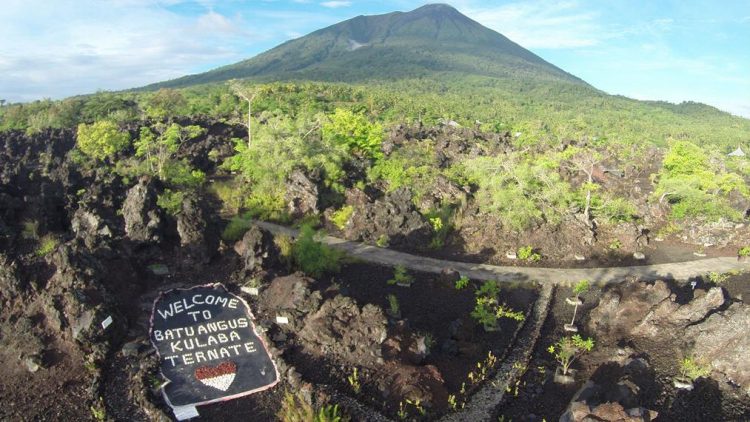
[[255, 221, 750, 284]]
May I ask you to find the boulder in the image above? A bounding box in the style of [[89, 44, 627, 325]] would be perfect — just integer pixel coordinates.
[[560, 358, 658, 422], [346, 187, 431, 248], [122, 177, 162, 243], [686, 302, 750, 394], [378, 363, 447, 409], [70, 208, 113, 249], [43, 243, 124, 358], [260, 274, 322, 328], [298, 295, 387, 368], [285, 170, 318, 217], [176, 195, 219, 266], [588, 280, 724, 339], [588, 280, 750, 393], [234, 225, 278, 274]]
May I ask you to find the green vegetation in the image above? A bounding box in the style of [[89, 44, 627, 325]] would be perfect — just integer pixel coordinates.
[[386, 294, 400, 318], [548, 335, 595, 376], [654, 140, 748, 221], [292, 224, 342, 277], [221, 214, 254, 242], [346, 367, 361, 394], [679, 356, 712, 381], [387, 265, 414, 287], [572, 280, 590, 298], [35, 235, 58, 257], [331, 205, 354, 230], [455, 275, 470, 290], [322, 108, 384, 159], [517, 246, 541, 262], [278, 391, 349, 422], [739, 246, 750, 257], [471, 280, 524, 329], [156, 189, 185, 216], [76, 120, 131, 161]]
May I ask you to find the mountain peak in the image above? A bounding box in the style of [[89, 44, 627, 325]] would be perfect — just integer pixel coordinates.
[[145, 4, 586, 89]]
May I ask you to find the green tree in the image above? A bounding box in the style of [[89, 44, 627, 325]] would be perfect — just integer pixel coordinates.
[[76, 120, 131, 161], [135, 123, 204, 180], [322, 108, 384, 159], [145, 88, 186, 120]]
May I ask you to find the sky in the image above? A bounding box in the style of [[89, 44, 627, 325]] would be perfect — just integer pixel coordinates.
[[1, 0, 749, 117]]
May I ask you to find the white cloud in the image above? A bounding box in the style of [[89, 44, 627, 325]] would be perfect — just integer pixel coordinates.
[[0, 0, 320, 102], [320, 1, 351, 8], [455, 0, 603, 49]]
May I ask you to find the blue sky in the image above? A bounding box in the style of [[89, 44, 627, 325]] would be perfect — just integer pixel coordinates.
[[1, 0, 749, 117]]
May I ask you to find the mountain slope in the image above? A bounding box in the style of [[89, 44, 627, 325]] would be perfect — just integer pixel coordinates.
[[147, 4, 587, 89]]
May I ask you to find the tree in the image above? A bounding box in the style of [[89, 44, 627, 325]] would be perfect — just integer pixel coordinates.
[[135, 123, 205, 181], [145, 88, 186, 120], [560, 146, 609, 227], [76, 120, 131, 161], [229, 80, 261, 146], [322, 108, 384, 159]]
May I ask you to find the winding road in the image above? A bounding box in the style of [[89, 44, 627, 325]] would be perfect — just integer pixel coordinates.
[[256, 221, 750, 284]]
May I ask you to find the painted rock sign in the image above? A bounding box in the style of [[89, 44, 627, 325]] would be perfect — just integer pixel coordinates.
[[149, 284, 279, 411]]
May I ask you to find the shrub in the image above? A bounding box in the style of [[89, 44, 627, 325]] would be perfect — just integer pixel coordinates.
[[208, 179, 245, 215], [375, 234, 389, 248], [679, 356, 711, 381], [222, 214, 254, 242], [322, 108, 384, 159], [331, 205, 354, 230], [455, 275, 470, 290], [278, 391, 348, 422], [35, 235, 58, 257], [292, 224, 342, 277], [387, 265, 414, 286], [76, 120, 131, 161], [548, 335, 595, 375], [739, 246, 750, 257], [156, 189, 185, 216], [706, 271, 729, 285], [475, 280, 500, 300], [517, 246, 541, 262], [274, 233, 294, 270], [386, 294, 400, 317]]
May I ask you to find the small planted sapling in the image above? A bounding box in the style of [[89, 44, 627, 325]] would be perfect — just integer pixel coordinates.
[[387, 265, 414, 287], [674, 356, 711, 390], [548, 335, 594, 384], [565, 280, 590, 332], [471, 280, 524, 331], [386, 294, 401, 319], [455, 275, 470, 290]]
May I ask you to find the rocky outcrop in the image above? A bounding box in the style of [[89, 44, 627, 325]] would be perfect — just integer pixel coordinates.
[[234, 224, 279, 274], [346, 187, 431, 248], [285, 169, 319, 217], [176, 194, 218, 266], [43, 243, 124, 358], [589, 280, 750, 394], [298, 295, 387, 368], [560, 358, 658, 422], [121, 177, 162, 243], [686, 302, 750, 395], [378, 363, 447, 409], [588, 280, 725, 339], [260, 274, 322, 328]]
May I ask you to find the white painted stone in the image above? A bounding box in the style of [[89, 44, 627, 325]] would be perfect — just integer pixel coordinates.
[[276, 316, 289, 325]]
